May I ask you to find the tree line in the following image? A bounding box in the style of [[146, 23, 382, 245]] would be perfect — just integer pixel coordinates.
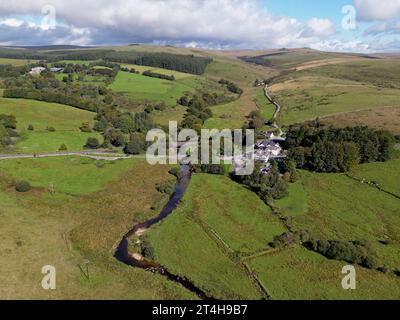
[[285, 123, 396, 173], [0, 48, 213, 75]]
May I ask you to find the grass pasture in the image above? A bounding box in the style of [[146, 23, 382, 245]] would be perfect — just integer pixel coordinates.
[[0, 98, 101, 153], [250, 246, 400, 300], [349, 159, 400, 197], [275, 170, 400, 270], [147, 174, 285, 299], [110, 71, 198, 106], [0, 58, 36, 66], [0, 156, 137, 195], [120, 63, 194, 80], [0, 157, 194, 299], [320, 106, 400, 135], [270, 76, 400, 125]]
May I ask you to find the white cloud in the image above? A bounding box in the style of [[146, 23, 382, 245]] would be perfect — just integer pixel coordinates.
[[355, 0, 400, 21], [365, 21, 400, 35], [0, 0, 338, 49], [0, 18, 24, 27]]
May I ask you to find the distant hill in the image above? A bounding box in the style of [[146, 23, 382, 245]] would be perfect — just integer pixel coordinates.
[[1, 45, 95, 51]]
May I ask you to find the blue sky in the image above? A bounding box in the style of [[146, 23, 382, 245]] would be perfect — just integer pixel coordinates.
[[263, 0, 351, 21], [0, 0, 399, 52]]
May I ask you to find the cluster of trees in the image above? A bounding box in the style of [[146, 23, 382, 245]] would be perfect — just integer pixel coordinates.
[[285, 123, 396, 173], [91, 107, 153, 154], [178, 91, 235, 108], [218, 79, 243, 95], [231, 161, 290, 201], [244, 110, 267, 131], [178, 94, 214, 131], [52, 62, 120, 85], [269, 230, 378, 270], [0, 114, 18, 147], [3, 76, 113, 112], [120, 67, 140, 74], [303, 238, 378, 269], [0, 64, 30, 78], [142, 70, 175, 81]]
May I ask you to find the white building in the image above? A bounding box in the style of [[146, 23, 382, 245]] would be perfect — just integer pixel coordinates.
[[29, 67, 46, 75]]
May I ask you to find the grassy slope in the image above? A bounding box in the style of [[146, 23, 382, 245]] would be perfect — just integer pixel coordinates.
[[320, 106, 400, 135], [274, 168, 400, 270], [271, 77, 400, 125], [250, 246, 400, 300], [269, 59, 400, 126], [204, 59, 268, 130], [110, 71, 198, 106], [147, 174, 285, 299], [348, 159, 400, 197], [120, 63, 194, 80], [0, 98, 101, 153], [0, 58, 36, 66], [0, 157, 195, 299]]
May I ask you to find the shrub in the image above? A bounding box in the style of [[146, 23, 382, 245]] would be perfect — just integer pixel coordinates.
[[15, 180, 31, 193], [169, 167, 182, 179], [79, 122, 92, 133], [59, 144, 68, 151], [124, 132, 146, 155], [46, 126, 56, 132], [84, 137, 100, 149], [141, 237, 155, 260], [27, 124, 34, 131]]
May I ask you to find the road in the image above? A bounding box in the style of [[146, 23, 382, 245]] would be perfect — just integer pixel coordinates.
[[0, 150, 130, 161], [264, 83, 284, 137]]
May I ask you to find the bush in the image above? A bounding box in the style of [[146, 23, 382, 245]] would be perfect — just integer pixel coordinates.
[[59, 144, 68, 151], [84, 137, 100, 149], [79, 122, 92, 133], [124, 132, 146, 155], [27, 124, 34, 131], [141, 237, 155, 260], [15, 180, 31, 193], [169, 167, 182, 179], [46, 126, 56, 132]]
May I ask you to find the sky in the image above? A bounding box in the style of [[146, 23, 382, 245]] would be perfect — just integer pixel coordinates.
[[0, 0, 399, 52]]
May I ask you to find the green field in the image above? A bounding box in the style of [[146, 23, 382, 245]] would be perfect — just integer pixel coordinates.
[[0, 98, 101, 153], [273, 169, 400, 270], [255, 89, 275, 121], [120, 63, 194, 80], [250, 246, 400, 300], [0, 58, 36, 66], [273, 77, 400, 125], [269, 59, 400, 125], [348, 159, 400, 196], [147, 174, 285, 299], [0, 157, 194, 299], [0, 157, 137, 195], [110, 71, 198, 106]]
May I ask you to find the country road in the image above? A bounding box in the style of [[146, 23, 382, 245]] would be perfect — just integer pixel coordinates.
[[0, 150, 130, 161], [264, 83, 284, 137]]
